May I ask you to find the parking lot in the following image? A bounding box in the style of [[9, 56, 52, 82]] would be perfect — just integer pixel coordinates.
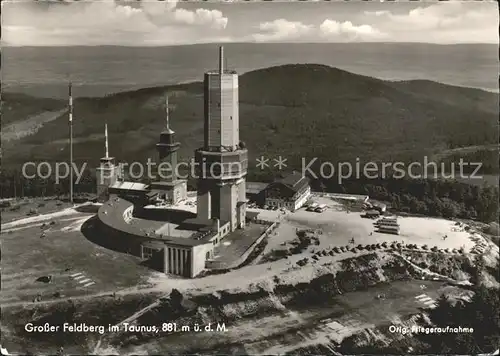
[[255, 195, 482, 259]]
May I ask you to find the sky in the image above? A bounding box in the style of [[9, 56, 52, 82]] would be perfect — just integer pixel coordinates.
[[1, 0, 498, 46]]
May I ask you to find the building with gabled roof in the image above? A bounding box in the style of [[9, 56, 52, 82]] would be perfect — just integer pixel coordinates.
[[263, 172, 311, 211]]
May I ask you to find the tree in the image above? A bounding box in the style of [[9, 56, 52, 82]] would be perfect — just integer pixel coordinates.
[[441, 198, 460, 219], [417, 286, 500, 354]]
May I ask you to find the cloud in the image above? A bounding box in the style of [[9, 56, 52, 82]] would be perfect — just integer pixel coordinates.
[[319, 20, 385, 40], [173, 8, 227, 29], [364, 10, 390, 17], [2, 0, 228, 46], [250, 18, 384, 43], [141, 1, 227, 29], [252, 19, 313, 42], [246, 3, 495, 44], [2, 0, 496, 46], [363, 2, 497, 43]]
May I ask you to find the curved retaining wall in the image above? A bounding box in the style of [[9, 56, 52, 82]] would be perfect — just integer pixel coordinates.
[[96, 197, 155, 256], [97, 195, 274, 275], [96, 196, 208, 258]]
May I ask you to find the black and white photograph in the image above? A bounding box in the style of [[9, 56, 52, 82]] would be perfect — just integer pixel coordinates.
[[1, 0, 499, 355]]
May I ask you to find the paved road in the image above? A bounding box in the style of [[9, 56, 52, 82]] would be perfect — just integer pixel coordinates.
[[92, 297, 166, 354]]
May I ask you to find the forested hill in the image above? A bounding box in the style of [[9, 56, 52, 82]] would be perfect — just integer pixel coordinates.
[[2, 64, 498, 171], [2, 65, 498, 222]]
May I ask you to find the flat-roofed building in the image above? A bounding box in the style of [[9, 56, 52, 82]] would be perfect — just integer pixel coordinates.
[[108, 181, 149, 203], [246, 182, 269, 205], [98, 195, 224, 277], [377, 217, 399, 226], [246, 182, 269, 195], [378, 224, 400, 235], [365, 209, 380, 218]]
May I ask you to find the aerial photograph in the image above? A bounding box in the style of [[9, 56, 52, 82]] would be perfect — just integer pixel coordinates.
[[1, 0, 499, 355]]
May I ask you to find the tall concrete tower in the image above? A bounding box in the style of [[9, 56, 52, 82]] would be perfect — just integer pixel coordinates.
[[151, 95, 187, 205], [195, 46, 248, 231], [96, 123, 119, 202]]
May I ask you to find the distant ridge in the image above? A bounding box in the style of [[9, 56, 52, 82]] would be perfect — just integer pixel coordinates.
[[2, 64, 498, 175], [3, 43, 497, 98]]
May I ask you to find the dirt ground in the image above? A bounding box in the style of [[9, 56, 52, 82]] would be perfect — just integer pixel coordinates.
[[1, 195, 492, 355], [2, 194, 489, 305], [145, 195, 492, 295], [1, 203, 155, 305], [1, 197, 75, 223], [138, 194, 479, 262]]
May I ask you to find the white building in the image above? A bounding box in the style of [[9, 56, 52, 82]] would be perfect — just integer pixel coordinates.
[[264, 172, 311, 211]]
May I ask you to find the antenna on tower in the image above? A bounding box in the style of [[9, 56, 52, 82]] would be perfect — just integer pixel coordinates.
[[68, 81, 73, 123], [104, 122, 109, 159], [68, 80, 74, 204], [219, 46, 224, 74], [165, 95, 170, 131]]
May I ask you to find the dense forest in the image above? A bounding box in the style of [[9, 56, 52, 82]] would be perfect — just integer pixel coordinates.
[[436, 148, 499, 174], [318, 176, 499, 223], [0, 168, 498, 224]]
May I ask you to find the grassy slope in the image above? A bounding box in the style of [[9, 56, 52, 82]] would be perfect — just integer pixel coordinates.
[[2, 65, 498, 175]]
